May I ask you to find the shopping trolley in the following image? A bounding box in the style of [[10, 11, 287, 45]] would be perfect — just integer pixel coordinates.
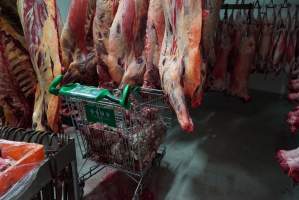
[[49, 75, 172, 199]]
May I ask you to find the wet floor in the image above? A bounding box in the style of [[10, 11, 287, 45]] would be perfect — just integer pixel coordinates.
[[75, 90, 299, 200]]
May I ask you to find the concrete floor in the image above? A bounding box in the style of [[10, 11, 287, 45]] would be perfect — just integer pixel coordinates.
[[76, 90, 299, 200]]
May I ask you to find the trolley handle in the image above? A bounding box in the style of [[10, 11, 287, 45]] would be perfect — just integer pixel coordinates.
[[49, 75, 63, 96], [49, 75, 134, 109], [101, 85, 132, 109]]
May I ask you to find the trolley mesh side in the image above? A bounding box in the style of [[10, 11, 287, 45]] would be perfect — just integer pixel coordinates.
[[63, 88, 172, 174]]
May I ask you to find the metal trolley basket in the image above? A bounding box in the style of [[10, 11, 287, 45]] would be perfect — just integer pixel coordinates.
[[49, 75, 172, 199]]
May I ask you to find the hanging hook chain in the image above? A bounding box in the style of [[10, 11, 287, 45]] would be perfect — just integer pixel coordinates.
[[254, 0, 261, 9], [282, 0, 290, 8], [268, 0, 275, 8]]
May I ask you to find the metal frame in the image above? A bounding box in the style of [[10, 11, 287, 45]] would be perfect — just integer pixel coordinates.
[[62, 87, 172, 199], [0, 128, 82, 200]]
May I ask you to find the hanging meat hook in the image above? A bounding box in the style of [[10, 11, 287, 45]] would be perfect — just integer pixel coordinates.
[[277, 4, 283, 27], [246, 6, 252, 25], [254, 0, 261, 10], [267, 0, 275, 9], [281, 0, 290, 8], [245, 8, 252, 37], [224, 6, 228, 21], [295, 5, 299, 23]]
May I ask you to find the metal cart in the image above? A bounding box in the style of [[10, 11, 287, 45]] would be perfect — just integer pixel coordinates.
[[49, 75, 172, 199], [0, 127, 81, 200]]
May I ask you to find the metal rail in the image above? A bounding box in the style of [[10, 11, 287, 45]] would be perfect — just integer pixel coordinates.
[[221, 3, 254, 10]]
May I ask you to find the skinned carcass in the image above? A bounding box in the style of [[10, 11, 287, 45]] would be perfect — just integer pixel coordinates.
[[288, 62, 299, 103], [0, 17, 36, 128], [285, 7, 298, 66], [257, 9, 273, 73], [277, 148, 299, 183], [0, 0, 23, 35], [229, 33, 255, 102], [201, 0, 223, 67], [61, 0, 98, 86], [107, 0, 149, 87], [248, 7, 262, 73], [17, 0, 62, 132], [271, 8, 287, 72], [209, 18, 232, 91], [93, 0, 119, 89], [228, 7, 247, 69], [158, 0, 205, 132], [287, 106, 299, 133], [143, 0, 165, 89]]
